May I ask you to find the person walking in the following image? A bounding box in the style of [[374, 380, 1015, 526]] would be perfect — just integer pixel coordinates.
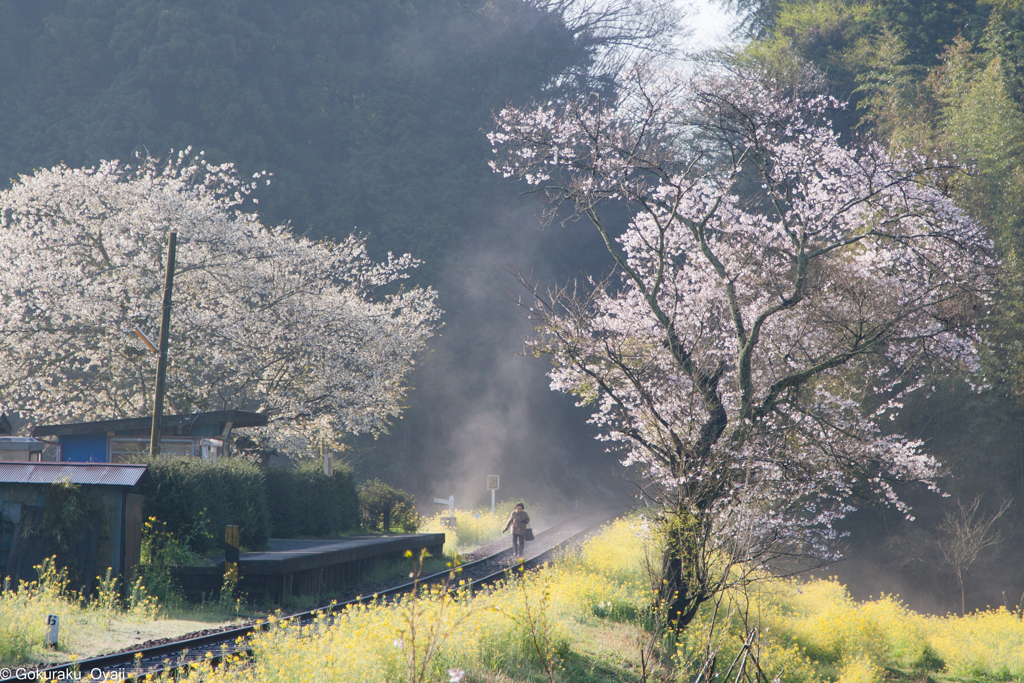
[[502, 502, 530, 557]]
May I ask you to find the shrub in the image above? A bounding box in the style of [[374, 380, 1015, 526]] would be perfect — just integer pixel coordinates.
[[265, 461, 359, 538], [27, 479, 104, 591], [137, 455, 270, 552], [358, 479, 419, 532]]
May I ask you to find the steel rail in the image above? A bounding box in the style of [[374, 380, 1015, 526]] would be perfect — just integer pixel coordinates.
[[7, 507, 623, 682]]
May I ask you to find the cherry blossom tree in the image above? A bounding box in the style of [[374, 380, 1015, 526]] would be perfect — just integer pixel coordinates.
[[490, 64, 996, 629], [0, 150, 440, 456]]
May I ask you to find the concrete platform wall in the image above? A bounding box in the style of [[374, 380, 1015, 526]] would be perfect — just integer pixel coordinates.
[[172, 533, 445, 604]]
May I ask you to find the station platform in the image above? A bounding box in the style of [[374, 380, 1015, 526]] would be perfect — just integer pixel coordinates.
[[172, 533, 445, 603]]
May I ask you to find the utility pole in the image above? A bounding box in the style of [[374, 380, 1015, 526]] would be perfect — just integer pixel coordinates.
[[150, 232, 177, 457]]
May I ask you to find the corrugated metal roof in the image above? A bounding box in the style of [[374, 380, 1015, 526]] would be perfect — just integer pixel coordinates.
[[0, 462, 149, 487], [34, 410, 268, 436]]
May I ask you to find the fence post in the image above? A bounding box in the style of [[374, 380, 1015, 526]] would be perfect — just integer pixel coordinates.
[[224, 525, 240, 582]]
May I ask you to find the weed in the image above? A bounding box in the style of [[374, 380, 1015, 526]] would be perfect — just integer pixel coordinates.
[[396, 549, 473, 683], [93, 567, 121, 613], [127, 575, 160, 619], [218, 571, 241, 614], [139, 516, 206, 607], [495, 565, 564, 683]]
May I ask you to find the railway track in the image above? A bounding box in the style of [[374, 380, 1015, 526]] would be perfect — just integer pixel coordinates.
[[6, 506, 624, 682]]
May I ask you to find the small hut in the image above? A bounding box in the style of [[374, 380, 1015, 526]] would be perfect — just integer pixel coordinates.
[[0, 462, 152, 594]]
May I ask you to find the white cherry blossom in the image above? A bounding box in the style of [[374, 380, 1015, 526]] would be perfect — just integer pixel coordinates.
[[0, 151, 440, 456]]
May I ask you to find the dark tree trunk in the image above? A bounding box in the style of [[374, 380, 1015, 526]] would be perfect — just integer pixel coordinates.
[[658, 510, 713, 633]]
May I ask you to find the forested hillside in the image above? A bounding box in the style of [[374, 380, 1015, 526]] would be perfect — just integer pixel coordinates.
[[733, 0, 1024, 615], [0, 0, 593, 267]]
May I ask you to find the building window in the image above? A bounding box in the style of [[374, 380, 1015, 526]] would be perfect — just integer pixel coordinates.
[[109, 438, 194, 462]]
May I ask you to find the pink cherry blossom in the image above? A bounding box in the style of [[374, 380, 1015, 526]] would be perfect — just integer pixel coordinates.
[[491, 63, 996, 568]]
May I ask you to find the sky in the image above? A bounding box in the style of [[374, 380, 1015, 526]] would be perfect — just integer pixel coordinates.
[[682, 0, 741, 51]]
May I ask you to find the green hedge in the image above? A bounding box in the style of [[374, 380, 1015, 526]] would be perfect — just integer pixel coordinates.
[[265, 462, 359, 538], [137, 457, 359, 550], [138, 456, 271, 553]]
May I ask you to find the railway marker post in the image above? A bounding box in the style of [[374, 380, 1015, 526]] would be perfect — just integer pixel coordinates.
[[434, 495, 456, 528], [224, 525, 240, 582], [45, 614, 59, 648], [486, 475, 499, 514]]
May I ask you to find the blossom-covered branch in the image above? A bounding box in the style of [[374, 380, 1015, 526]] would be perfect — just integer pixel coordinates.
[[0, 150, 440, 456]]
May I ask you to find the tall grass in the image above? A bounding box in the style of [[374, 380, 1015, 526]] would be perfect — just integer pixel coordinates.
[[0, 559, 75, 664], [0, 557, 159, 667]]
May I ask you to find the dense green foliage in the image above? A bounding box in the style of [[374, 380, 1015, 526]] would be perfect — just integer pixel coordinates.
[[0, 0, 590, 272], [138, 455, 271, 553], [358, 478, 419, 533], [265, 462, 360, 538], [139, 456, 364, 550]]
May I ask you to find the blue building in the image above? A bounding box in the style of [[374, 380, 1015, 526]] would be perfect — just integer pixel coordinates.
[[32, 410, 267, 463]]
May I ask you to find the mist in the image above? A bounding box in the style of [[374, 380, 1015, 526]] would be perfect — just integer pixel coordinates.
[[355, 192, 634, 523]]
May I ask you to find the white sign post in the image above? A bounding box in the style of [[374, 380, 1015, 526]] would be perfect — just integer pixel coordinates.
[[46, 614, 59, 648], [486, 475, 499, 514], [434, 495, 456, 528]]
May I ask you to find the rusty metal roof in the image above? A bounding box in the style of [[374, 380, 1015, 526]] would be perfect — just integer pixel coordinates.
[[0, 462, 151, 487], [33, 410, 268, 437]]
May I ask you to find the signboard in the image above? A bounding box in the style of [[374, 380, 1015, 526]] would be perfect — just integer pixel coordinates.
[[487, 475, 499, 491]]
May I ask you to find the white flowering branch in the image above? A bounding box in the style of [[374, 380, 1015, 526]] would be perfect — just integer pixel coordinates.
[[0, 150, 441, 456]]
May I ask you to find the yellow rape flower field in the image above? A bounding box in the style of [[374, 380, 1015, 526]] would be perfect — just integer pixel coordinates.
[[420, 506, 514, 555], [157, 514, 1024, 683]]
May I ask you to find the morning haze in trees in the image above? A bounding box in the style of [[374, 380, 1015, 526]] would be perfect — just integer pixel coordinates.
[[0, 0, 686, 508], [723, 0, 1024, 612], [491, 62, 994, 628], [0, 0, 673, 273]]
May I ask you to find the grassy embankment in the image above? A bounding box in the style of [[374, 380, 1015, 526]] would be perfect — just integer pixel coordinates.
[[156, 515, 1024, 683], [0, 559, 241, 668]]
